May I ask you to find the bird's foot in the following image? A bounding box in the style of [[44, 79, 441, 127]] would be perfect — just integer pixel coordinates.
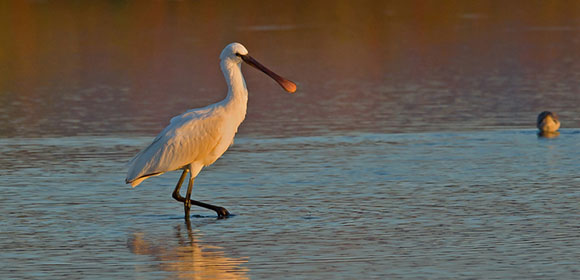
[[215, 207, 230, 219]]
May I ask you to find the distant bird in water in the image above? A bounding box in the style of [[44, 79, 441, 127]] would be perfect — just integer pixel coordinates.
[[126, 43, 297, 219], [537, 111, 560, 137]]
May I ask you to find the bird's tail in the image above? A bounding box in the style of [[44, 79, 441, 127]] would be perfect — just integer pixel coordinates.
[[126, 171, 164, 188], [126, 176, 147, 188]]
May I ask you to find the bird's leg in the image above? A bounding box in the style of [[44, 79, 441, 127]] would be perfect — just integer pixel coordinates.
[[189, 199, 230, 219], [172, 169, 231, 219], [184, 176, 194, 219], [171, 169, 189, 203], [186, 176, 230, 219]]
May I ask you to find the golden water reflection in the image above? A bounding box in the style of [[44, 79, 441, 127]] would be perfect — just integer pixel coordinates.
[[128, 221, 249, 279], [2, 1, 579, 137], [538, 131, 560, 139]]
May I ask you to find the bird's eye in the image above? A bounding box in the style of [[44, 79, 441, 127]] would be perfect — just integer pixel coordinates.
[[235, 52, 241, 57]]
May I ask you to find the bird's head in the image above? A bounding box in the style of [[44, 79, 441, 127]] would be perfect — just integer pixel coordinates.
[[220, 42, 296, 93], [220, 42, 249, 63], [537, 111, 561, 132]]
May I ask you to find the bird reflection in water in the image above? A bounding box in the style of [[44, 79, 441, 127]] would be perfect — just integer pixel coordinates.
[[538, 131, 560, 138], [127, 220, 249, 279]]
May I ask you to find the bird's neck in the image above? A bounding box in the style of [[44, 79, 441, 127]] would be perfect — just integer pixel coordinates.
[[221, 60, 249, 107]]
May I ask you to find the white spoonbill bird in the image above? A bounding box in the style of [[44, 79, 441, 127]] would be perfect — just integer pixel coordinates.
[[126, 42, 296, 219]]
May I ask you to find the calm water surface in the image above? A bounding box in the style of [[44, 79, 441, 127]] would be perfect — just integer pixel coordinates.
[[1, 132, 579, 279], [1, 1, 580, 279]]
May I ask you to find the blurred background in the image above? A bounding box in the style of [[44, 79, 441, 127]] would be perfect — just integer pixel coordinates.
[[1, 1, 580, 279], [1, 0, 579, 138]]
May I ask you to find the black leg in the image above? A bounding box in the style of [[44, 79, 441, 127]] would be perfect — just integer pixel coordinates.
[[190, 197, 230, 219], [184, 176, 194, 219], [171, 169, 230, 219], [172, 169, 189, 202]]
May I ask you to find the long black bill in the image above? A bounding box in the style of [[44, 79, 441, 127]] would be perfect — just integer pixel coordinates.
[[241, 54, 297, 93]]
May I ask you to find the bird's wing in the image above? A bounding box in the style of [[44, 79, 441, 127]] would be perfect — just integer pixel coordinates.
[[126, 107, 225, 185]]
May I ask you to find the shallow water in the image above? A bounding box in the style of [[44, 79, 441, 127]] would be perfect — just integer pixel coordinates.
[[1, 131, 579, 279], [1, 0, 580, 279]]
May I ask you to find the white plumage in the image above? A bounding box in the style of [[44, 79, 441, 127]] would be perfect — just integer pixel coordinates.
[[126, 105, 236, 187], [125, 42, 296, 218]]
